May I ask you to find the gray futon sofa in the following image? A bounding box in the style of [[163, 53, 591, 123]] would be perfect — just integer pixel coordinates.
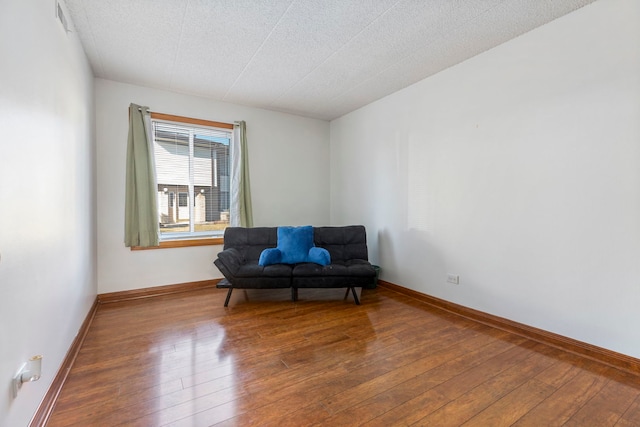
[[214, 225, 376, 306]]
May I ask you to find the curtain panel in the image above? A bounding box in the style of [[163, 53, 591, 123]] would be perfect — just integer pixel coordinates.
[[124, 103, 159, 247], [232, 121, 254, 228]]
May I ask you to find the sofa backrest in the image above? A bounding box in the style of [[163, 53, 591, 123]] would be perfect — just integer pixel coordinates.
[[223, 227, 278, 261], [222, 225, 370, 262], [313, 225, 369, 262]]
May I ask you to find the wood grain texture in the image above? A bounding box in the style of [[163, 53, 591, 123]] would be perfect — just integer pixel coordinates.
[[150, 112, 233, 129], [130, 237, 224, 250], [97, 279, 220, 304], [379, 279, 640, 375], [44, 286, 640, 426]]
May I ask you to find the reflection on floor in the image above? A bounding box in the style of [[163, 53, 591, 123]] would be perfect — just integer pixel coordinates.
[[47, 286, 640, 426]]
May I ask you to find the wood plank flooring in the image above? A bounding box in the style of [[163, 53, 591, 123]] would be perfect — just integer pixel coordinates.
[[46, 286, 640, 426]]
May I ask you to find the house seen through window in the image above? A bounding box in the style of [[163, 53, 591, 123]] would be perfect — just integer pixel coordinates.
[[151, 117, 232, 240]]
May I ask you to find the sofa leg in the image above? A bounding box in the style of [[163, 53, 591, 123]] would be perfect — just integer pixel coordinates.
[[291, 287, 298, 302], [224, 288, 233, 307], [350, 287, 360, 305]]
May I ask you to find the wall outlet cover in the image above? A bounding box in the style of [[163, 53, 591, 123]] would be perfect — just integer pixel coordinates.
[[447, 274, 459, 285]]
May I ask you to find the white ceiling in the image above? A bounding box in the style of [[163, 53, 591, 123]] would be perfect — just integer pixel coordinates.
[[64, 0, 596, 121]]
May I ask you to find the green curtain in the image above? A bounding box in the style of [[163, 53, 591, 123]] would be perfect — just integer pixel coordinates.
[[124, 103, 159, 247], [234, 121, 254, 227]]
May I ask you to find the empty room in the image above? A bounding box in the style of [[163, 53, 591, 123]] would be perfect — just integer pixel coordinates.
[[1, 0, 639, 425]]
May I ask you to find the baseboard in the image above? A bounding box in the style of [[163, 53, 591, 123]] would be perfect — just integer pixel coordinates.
[[378, 280, 640, 376], [97, 279, 222, 304], [29, 297, 99, 427]]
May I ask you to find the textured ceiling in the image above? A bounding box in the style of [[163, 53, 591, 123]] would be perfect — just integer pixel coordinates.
[[64, 0, 596, 121]]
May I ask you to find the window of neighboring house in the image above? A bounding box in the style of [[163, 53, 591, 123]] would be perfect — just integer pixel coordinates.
[[151, 113, 234, 244], [178, 192, 189, 207]]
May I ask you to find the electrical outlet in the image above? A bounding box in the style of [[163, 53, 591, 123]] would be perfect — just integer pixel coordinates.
[[447, 274, 459, 285]]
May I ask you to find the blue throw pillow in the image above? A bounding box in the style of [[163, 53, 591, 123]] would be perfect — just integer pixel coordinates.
[[308, 246, 331, 266], [278, 226, 314, 264], [258, 248, 281, 266], [258, 226, 332, 266]]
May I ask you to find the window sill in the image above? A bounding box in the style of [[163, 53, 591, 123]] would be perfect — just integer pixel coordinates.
[[130, 237, 224, 250]]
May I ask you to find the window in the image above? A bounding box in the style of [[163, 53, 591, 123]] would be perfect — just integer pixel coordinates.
[[151, 113, 233, 241], [177, 192, 188, 207]]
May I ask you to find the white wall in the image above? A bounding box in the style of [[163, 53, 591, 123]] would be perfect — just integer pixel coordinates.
[[0, 0, 96, 425], [330, 0, 640, 358], [96, 79, 330, 293]]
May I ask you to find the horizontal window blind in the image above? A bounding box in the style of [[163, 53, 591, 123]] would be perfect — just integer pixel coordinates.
[[151, 118, 232, 240]]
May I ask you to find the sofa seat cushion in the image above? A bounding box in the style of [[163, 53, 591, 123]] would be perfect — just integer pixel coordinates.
[[231, 276, 291, 289], [292, 259, 375, 277], [235, 262, 293, 278]]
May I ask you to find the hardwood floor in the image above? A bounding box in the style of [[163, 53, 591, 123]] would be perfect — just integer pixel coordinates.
[[46, 286, 640, 426]]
